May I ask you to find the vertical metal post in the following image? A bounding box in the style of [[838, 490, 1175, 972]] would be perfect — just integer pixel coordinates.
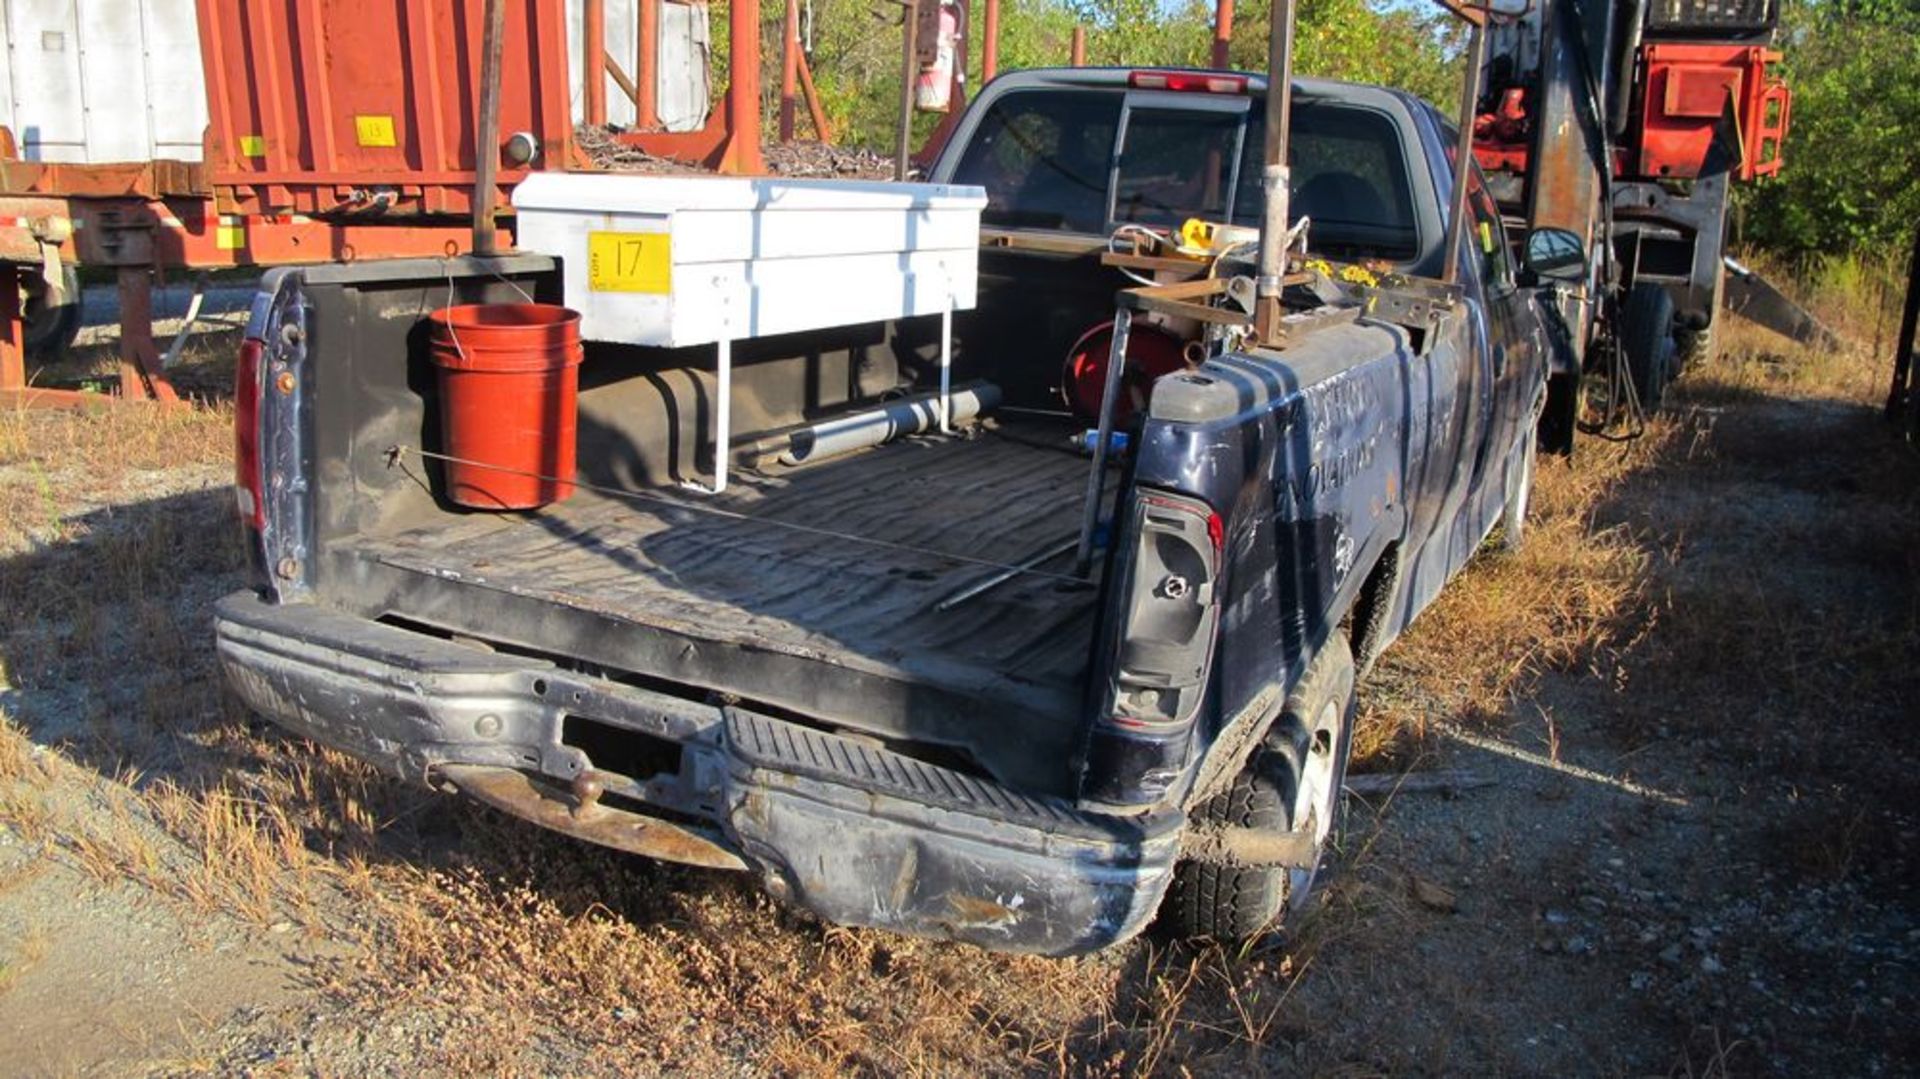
[[1886, 223, 1920, 426], [585, 0, 607, 126], [118, 266, 152, 399], [896, 0, 919, 181], [1070, 25, 1086, 66], [712, 338, 732, 493], [1212, 0, 1234, 69], [1442, 21, 1488, 285], [1074, 308, 1132, 575], [718, 0, 766, 174], [1253, 0, 1294, 342], [709, 277, 733, 494], [939, 293, 953, 433], [951, 0, 970, 114], [473, 0, 507, 256], [636, 0, 660, 128], [982, 0, 999, 81], [781, 0, 800, 142]]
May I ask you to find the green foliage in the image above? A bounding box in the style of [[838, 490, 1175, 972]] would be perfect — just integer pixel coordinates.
[[749, 0, 1461, 150], [1737, 0, 1920, 257]]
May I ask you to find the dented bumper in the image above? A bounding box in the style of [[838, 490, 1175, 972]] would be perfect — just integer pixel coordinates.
[[215, 591, 1180, 955]]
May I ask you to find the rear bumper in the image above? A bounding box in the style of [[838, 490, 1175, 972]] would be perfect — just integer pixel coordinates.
[[215, 591, 1180, 955]]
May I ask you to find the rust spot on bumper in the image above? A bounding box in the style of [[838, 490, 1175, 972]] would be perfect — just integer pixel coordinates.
[[944, 892, 1022, 930], [441, 764, 748, 871]]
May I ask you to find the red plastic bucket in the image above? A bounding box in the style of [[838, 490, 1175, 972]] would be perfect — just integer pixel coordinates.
[[428, 303, 584, 510]]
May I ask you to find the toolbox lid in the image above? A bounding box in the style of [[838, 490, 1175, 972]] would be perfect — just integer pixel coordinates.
[[512, 172, 988, 215]]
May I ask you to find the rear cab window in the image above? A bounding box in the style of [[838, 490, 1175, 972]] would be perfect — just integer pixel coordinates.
[[1113, 104, 1244, 228], [949, 90, 1120, 233], [951, 84, 1425, 267]]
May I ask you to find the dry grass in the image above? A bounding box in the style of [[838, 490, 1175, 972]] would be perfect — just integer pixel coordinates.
[[0, 926, 49, 995], [0, 395, 231, 474], [144, 780, 313, 923], [1350, 416, 1672, 771]]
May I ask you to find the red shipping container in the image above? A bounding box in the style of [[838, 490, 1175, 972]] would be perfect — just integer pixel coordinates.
[[195, 0, 577, 217]]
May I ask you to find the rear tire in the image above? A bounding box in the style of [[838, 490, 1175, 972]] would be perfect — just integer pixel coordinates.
[[1162, 752, 1288, 940], [1160, 633, 1357, 941], [1623, 283, 1675, 414]]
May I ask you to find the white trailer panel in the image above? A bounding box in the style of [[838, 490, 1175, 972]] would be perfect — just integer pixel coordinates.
[[565, 0, 709, 133], [0, 0, 208, 163]]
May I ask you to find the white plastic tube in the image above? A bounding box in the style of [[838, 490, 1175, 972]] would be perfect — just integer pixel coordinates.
[[775, 384, 1001, 467]]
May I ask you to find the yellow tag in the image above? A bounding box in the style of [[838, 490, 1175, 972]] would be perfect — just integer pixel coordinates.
[[587, 231, 671, 293], [216, 218, 246, 250], [354, 115, 397, 148], [1479, 220, 1495, 253], [238, 135, 265, 157]]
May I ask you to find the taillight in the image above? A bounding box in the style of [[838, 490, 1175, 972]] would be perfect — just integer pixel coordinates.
[[234, 337, 266, 530], [1128, 71, 1248, 94], [1080, 490, 1226, 810]]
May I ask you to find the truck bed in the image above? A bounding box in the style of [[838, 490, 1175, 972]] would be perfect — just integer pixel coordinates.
[[350, 422, 1103, 781]]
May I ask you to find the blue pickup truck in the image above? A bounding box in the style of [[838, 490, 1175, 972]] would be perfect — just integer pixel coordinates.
[[215, 67, 1578, 955]]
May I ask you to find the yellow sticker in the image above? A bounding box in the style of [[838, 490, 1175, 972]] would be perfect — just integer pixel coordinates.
[[354, 115, 398, 148], [587, 231, 672, 293], [238, 134, 265, 157], [1479, 220, 1495, 253], [216, 218, 246, 250]]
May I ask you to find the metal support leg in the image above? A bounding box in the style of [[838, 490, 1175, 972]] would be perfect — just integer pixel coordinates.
[[712, 336, 731, 493], [117, 267, 178, 403], [161, 270, 212, 369], [939, 295, 953, 433], [1073, 307, 1132, 575]]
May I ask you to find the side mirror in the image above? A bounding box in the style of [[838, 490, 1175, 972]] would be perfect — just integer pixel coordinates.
[[1522, 227, 1588, 284]]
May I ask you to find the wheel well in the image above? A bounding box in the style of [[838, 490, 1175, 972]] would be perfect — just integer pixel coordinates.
[[1540, 372, 1578, 457], [1346, 541, 1401, 679]]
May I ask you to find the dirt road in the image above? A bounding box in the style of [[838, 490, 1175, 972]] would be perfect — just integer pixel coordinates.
[[0, 321, 1913, 1077]]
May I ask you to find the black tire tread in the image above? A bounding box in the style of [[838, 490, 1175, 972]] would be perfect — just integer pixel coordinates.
[[1623, 283, 1675, 414], [1163, 752, 1286, 940]]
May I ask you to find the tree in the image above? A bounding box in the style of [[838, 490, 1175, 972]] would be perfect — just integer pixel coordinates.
[[1223, 0, 1463, 108], [761, 0, 1461, 150], [1737, 0, 1920, 257]]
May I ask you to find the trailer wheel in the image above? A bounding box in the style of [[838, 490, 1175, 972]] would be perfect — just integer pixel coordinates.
[[1623, 283, 1675, 414], [1161, 633, 1356, 942], [22, 265, 83, 360]]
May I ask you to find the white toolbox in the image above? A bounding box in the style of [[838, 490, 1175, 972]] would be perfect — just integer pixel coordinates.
[[511, 172, 986, 347], [511, 173, 986, 493]]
